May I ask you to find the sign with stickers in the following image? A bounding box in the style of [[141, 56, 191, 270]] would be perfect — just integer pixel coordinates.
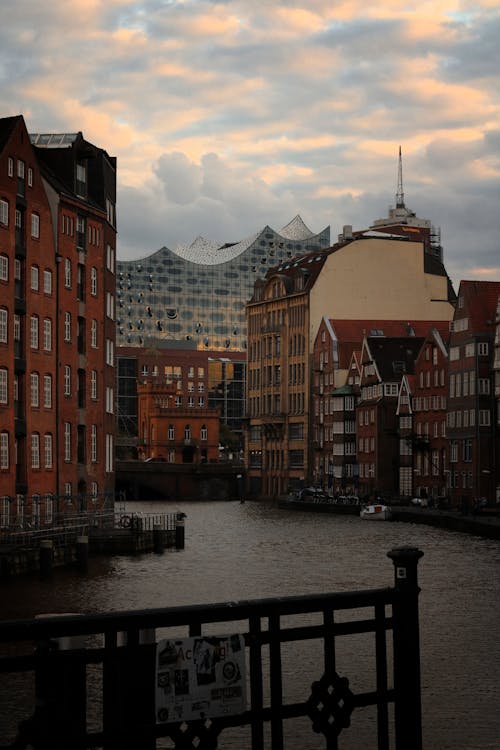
[[155, 634, 246, 724]]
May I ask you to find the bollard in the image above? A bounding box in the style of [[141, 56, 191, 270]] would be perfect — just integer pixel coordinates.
[[387, 546, 424, 750], [153, 524, 165, 554], [76, 535, 89, 573], [39, 540, 53, 580], [175, 513, 185, 550]]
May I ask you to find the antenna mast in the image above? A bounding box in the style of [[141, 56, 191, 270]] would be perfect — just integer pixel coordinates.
[[396, 145, 405, 208]]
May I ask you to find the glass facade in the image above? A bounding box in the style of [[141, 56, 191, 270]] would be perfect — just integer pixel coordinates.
[[116, 217, 330, 351]]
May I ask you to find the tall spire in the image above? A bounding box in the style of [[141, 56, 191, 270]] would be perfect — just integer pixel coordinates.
[[395, 145, 405, 209]]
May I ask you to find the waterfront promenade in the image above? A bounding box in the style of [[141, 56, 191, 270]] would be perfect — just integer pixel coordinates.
[[390, 504, 500, 540]]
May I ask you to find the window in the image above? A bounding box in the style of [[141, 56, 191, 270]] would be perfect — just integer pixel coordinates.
[[8, 157, 13, 177], [31, 433, 40, 468], [91, 482, 98, 500], [91, 425, 97, 462], [43, 375, 52, 408], [45, 494, 53, 523], [91, 370, 97, 400], [28, 167, 33, 187], [31, 265, 39, 290], [91, 319, 98, 348], [44, 434, 53, 468], [0, 199, 8, 226], [43, 318, 52, 351], [91, 267, 97, 296], [43, 269, 52, 294], [0, 309, 7, 344], [478, 378, 490, 395], [0, 255, 7, 281], [76, 215, 86, 250], [64, 258, 71, 287], [106, 292, 114, 320], [200, 424, 208, 441], [64, 422, 71, 461], [106, 386, 114, 413], [105, 434, 113, 473], [168, 424, 175, 440], [479, 410, 491, 426], [477, 342, 489, 356], [0, 432, 8, 469], [106, 244, 114, 273], [30, 372, 39, 407], [106, 339, 114, 366], [184, 425, 191, 440], [76, 162, 87, 196], [30, 316, 38, 349], [64, 365, 71, 396], [64, 312, 71, 342], [0, 368, 7, 404], [31, 213, 40, 239]]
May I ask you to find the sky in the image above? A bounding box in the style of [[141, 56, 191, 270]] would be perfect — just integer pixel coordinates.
[[2, 0, 499, 291]]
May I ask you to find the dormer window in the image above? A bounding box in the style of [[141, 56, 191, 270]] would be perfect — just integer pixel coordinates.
[[76, 162, 87, 197]]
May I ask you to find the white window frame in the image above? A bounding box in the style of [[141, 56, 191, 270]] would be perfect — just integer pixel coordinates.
[[0, 432, 8, 469], [31, 433, 40, 469], [91, 425, 97, 463], [30, 372, 39, 407], [43, 375, 52, 408], [30, 265, 39, 291], [64, 312, 71, 342], [64, 365, 71, 396], [64, 422, 71, 462], [0, 368, 7, 404], [0, 254, 8, 281], [30, 316, 38, 349], [43, 318, 52, 351], [91, 370, 97, 400], [44, 434, 53, 468], [0, 199, 8, 226], [43, 269, 52, 294], [31, 213, 40, 239], [91, 267, 97, 296]]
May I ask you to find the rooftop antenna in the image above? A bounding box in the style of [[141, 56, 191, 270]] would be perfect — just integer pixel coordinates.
[[396, 145, 405, 209]]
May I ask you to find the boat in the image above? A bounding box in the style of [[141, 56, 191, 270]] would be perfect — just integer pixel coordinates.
[[279, 490, 362, 515], [360, 504, 392, 521]]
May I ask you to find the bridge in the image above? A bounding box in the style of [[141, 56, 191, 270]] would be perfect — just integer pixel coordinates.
[[116, 460, 245, 502]]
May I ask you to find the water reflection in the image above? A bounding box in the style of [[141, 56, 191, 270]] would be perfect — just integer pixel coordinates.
[[1, 500, 500, 749]]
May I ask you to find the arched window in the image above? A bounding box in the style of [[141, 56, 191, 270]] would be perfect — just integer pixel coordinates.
[[200, 424, 208, 441], [168, 424, 175, 440], [184, 424, 191, 440]]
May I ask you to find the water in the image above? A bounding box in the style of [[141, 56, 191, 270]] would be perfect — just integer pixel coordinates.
[[1, 499, 500, 749]]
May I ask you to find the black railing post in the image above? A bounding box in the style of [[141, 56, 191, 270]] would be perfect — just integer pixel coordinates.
[[387, 546, 424, 750]]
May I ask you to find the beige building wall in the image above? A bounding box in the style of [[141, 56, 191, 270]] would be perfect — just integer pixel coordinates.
[[309, 239, 455, 344]]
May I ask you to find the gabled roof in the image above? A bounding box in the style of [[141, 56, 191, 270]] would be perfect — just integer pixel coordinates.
[[0, 115, 21, 153]]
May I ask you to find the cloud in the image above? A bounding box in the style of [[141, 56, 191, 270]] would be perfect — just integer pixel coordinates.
[[1, 0, 498, 288]]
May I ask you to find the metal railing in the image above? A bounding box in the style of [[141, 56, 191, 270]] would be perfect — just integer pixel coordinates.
[[0, 547, 423, 750]]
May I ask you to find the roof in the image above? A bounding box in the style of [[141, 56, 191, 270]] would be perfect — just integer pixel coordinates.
[[172, 215, 324, 266], [458, 280, 500, 331], [0, 115, 21, 153], [365, 337, 425, 381], [327, 319, 449, 342], [29, 133, 79, 148]]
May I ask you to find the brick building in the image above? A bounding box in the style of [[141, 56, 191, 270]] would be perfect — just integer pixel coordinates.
[[447, 280, 500, 510], [137, 380, 220, 464], [0, 115, 116, 528]]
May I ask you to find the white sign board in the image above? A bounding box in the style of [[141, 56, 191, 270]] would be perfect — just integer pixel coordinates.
[[155, 634, 246, 724]]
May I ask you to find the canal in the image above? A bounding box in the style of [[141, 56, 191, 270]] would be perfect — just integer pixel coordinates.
[[1, 499, 500, 749]]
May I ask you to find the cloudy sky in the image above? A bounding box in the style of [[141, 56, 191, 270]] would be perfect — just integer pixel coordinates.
[[2, 0, 499, 289]]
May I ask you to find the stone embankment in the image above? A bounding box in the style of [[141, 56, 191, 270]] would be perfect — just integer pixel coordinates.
[[391, 506, 500, 540]]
